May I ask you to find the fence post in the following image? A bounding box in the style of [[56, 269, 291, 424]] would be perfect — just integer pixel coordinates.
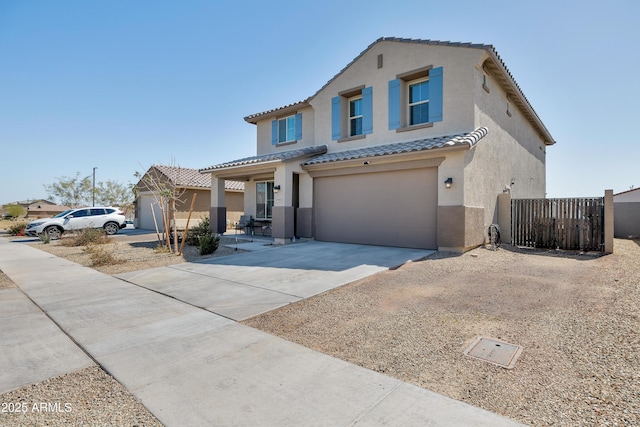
[[604, 189, 614, 254], [497, 191, 511, 245]]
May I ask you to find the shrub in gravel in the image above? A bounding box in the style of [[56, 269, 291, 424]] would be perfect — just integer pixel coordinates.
[[185, 217, 212, 246], [84, 244, 122, 267], [155, 244, 171, 253], [62, 228, 110, 247], [7, 221, 27, 236], [198, 233, 220, 255]]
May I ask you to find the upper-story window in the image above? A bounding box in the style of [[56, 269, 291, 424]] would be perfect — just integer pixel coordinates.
[[389, 66, 443, 131], [349, 96, 363, 136], [331, 86, 372, 141], [271, 113, 302, 145], [408, 78, 429, 126], [278, 115, 296, 143]]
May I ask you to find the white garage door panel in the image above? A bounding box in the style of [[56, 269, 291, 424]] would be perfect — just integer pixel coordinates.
[[138, 196, 165, 231], [314, 168, 437, 249]]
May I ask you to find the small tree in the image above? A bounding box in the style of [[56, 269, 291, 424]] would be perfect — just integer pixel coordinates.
[[3, 204, 26, 219], [134, 163, 192, 254]]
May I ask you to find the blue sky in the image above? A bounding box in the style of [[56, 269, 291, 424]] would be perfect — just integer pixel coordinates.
[[1, 0, 638, 204]]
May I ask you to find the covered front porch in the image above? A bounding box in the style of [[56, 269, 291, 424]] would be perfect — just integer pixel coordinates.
[[199, 146, 327, 245]]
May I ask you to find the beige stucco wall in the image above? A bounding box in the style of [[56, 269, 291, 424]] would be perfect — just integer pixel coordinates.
[[464, 58, 548, 233], [242, 180, 257, 218], [435, 150, 465, 207]]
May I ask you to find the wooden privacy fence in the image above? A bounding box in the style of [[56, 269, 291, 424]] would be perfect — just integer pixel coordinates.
[[511, 198, 605, 251]]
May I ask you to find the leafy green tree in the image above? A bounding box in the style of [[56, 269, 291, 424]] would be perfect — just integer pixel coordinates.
[[3, 204, 26, 218], [44, 172, 92, 208], [95, 180, 134, 209]]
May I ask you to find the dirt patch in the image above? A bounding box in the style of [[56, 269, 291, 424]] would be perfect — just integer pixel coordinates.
[[244, 241, 640, 426]]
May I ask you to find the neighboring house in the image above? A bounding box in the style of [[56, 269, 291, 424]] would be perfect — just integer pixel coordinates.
[[13, 199, 70, 219], [134, 165, 244, 231], [613, 188, 640, 238], [200, 37, 555, 251]]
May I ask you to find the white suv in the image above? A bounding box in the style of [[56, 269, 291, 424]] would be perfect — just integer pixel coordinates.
[[25, 207, 126, 239]]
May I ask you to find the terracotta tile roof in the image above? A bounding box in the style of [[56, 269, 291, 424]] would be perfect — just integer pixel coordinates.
[[199, 145, 328, 171], [149, 165, 244, 191], [302, 127, 488, 166]]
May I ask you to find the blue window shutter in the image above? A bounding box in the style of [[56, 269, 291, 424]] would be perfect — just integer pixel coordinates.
[[362, 87, 373, 134], [271, 120, 278, 145], [331, 96, 341, 140], [429, 67, 443, 122], [388, 79, 401, 130], [295, 113, 302, 140]]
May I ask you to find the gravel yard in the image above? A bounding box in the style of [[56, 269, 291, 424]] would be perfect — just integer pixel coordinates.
[[0, 367, 162, 427], [243, 239, 640, 426], [2, 231, 639, 426]]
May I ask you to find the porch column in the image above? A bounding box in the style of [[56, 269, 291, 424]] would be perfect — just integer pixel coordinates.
[[210, 176, 227, 234], [272, 165, 294, 244]]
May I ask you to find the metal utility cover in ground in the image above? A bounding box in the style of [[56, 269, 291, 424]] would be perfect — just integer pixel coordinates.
[[463, 337, 523, 369]]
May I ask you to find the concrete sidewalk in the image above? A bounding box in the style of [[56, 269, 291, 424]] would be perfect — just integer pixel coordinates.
[[0, 238, 523, 426]]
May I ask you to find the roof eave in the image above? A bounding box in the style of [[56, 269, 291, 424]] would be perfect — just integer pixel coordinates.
[[200, 159, 282, 174], [244, 100, 311, 124], [483, 49, 556, 146]]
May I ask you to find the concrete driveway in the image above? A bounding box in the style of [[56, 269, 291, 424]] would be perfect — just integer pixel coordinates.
[[116, 241, 434, 320], [0, 237, 523, 426]]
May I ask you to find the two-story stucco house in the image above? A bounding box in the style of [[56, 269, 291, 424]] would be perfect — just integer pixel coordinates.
[[200, 37, 555, 251]]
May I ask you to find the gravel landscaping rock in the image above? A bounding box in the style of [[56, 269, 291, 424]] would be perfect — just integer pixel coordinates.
[[0, 367, 162, 426]]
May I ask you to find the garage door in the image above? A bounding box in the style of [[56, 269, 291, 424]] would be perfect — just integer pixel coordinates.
[[314, 167, 437, 249], [137, 195, 165, 231]]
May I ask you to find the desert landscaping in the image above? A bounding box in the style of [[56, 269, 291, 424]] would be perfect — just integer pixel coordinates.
[[1, 225, 639, 426]]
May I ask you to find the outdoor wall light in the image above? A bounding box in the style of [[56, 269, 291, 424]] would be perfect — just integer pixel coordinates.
[[273, 185, 281, 193], [444, 177, 453, 189]]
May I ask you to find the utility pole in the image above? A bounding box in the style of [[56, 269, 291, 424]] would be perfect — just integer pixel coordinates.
[[92, 167, 98, 207]]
